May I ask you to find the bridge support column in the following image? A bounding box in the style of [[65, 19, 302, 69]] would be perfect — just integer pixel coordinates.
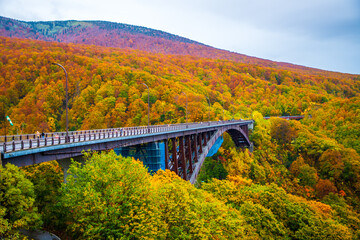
[[57, 158, 72, 183], [186, 135, 193, 173], [179, 136, 187, 180], [194, 134, 198, 163], [203, 132, 207, 146], [198, 134, 202, 154], [56, 156, 84, 183], [114, 142, 164, 173], [171, 138, 178, 175], [164, 139, 169, 169]]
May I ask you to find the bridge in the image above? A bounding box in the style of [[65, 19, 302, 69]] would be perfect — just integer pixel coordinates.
[[0, 120, 253, 184], [263, 115, 304, 120]]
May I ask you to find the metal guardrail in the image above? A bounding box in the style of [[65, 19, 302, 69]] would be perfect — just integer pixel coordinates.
[[0, 120, 250, 153]]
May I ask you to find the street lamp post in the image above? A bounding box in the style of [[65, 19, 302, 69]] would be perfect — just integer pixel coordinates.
[[182, 92, 188, 123], [142, 83, 150, 132], [52, 63, 69, 143], [221, 99, 225, 121], [206, 96, 211, 121], [3, 113, 6, 143]]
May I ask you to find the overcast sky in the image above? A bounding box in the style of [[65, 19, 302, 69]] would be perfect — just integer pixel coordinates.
[[0, 0, 359, 74]]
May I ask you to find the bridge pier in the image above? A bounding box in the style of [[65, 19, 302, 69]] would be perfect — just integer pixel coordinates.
[[198, 134, 203, 154], [114, 142, 165, 173], [112, 133, 211, 181], [186, 135, 193, 174], [56, 156, 85, 183], [194, 135, 198, 163], [179, 136, 186, 180], [164, 139, 169, 170]]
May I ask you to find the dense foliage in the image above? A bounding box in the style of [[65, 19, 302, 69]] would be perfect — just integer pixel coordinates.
[[302, 97, 360, 155], [60, 152, 164, 239], [56, 151, 256, 239], [0, 163, 42, 238], [22, 161, 64, 230], [196, 153, 228, 184], [213, 112, 360, 238], [1, 36, 359, 135], [203, 180, 355, 239], [13, 142, 360, 239]]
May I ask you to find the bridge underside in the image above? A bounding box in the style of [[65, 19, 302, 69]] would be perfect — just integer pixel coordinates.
[[227, 129, 250, 148], [114, 126, 252, 184]]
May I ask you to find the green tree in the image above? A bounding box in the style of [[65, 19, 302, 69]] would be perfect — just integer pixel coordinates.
[[22, 161, 63, 230], [197, 156, 228, 184], [323, 193, 360, 237], [203, 180, 354, 239], [251, 111, 272, 149], [0, 163, 42, 238], [59, 151, 165, 239], [318, 149, 344, 180], [298, 164, 318, 187], [151, 170, 257, 240], [225, 148, 253, 178], [239, 201, 287, 239]]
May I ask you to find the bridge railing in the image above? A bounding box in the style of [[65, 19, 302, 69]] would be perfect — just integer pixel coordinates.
[[0, 120, 250, 153], [263, 115, 304, 120]]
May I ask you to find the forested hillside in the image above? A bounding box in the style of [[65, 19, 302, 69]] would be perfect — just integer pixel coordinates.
[[1, 16, 356, 78], [1, 33, 360, 239], [1, 36, 359, 133]]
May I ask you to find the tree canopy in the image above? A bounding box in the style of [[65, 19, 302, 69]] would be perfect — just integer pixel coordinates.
[[0, 163, 42, 238]]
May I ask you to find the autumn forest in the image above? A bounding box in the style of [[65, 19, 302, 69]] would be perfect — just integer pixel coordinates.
[[1, 17, 360, 239]]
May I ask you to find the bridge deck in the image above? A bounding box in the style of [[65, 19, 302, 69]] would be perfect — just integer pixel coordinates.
[[1, 120, 253, 165], [1, 120, 254, 184]]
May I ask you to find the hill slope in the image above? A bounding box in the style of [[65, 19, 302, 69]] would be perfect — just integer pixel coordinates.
[[1, 16, 354, 77], [0, 16, 261, 61]]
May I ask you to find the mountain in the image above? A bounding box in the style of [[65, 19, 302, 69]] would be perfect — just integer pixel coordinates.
[[0, 16, 258, 61], [0, 16, 352, 78]]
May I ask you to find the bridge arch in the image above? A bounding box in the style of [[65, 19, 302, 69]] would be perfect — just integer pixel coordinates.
[[188, 124, 252, 183]]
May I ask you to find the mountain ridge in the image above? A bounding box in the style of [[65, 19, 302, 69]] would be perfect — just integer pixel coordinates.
[[2, 15, 357, 78]]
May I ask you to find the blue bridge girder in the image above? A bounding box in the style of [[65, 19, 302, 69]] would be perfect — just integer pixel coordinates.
[[1, 120, 253, 184]]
